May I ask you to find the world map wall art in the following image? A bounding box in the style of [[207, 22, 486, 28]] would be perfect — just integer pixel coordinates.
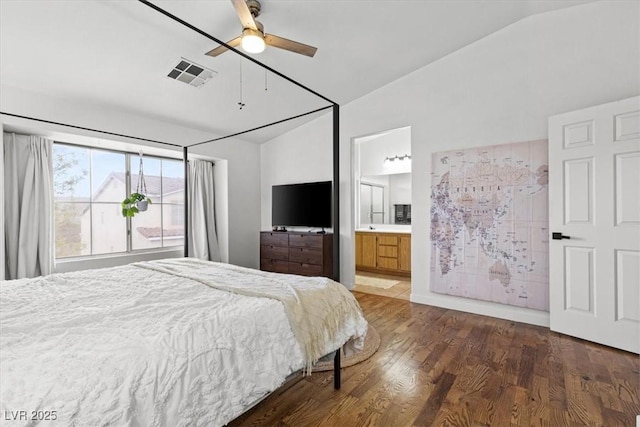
[[430, 140, 549, 311]]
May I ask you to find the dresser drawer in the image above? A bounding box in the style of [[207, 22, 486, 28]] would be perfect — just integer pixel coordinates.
[[377, 256, 398, 270], [378, 245, 398, 258], [260, 231, 333, 279], [289, 247, 322, 265], [288, 262, 322, 276], [261, 232, 289, 246], [261, 258, 289, 274], [378, 235, 398, 246], [289, 234, 323, 249], [261, 244, 289, 261]]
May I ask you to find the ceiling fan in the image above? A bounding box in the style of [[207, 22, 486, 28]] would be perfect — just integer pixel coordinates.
[[205, 0, 317, 58]]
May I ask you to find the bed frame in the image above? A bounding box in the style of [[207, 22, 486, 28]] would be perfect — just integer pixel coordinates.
[[1, 0, 343, 390]]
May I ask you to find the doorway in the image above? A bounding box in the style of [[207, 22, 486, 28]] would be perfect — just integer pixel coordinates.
[[352, 126, 412, 301]]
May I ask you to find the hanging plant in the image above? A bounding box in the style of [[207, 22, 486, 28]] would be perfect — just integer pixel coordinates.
[[121, 151, 152, 218], [121, 192, 151, 217]]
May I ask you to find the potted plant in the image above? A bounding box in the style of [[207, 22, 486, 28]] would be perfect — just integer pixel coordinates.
[[121, 151, 152, 218], [121, 192, 152, 217]]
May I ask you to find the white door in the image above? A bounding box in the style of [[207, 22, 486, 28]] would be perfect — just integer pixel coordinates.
[[549, 96, 640, 354]]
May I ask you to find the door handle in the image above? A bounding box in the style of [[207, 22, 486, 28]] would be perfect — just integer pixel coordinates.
[[552, 232, 571, 240]]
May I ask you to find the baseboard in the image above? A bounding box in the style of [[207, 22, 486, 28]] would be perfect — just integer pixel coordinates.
[[410, 292, 550, 328]]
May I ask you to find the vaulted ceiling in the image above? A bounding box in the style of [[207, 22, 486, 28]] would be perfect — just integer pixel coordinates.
[[0, 0, 592, 144]]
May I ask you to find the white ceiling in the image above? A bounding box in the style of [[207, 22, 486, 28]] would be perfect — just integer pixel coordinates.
[[0, 0, 592, 145]]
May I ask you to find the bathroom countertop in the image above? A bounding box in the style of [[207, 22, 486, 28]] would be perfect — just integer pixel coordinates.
[[355, 228, 411, 234]]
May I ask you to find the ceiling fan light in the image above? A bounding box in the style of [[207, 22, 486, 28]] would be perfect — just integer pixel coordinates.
[[241, 28, 265, 53]]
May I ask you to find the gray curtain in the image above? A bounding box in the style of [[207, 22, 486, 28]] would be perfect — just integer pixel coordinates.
[[3, 132, 54, 279], [188, 159, 220, 261]]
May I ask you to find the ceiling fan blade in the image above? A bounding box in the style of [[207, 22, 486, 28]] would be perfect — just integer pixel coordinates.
[[264, 34, 317, 57], [231, 0, 258, 31], [205, 36, 242, 57]]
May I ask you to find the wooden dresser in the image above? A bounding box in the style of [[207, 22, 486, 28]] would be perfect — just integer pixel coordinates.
[[260, 231, 333, 278], [355, 231, 411, 276]]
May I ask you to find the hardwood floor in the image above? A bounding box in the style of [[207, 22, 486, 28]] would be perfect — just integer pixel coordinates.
[[230, 292, 640, 427]]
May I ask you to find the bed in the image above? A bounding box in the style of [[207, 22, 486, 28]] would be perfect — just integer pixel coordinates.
[[0, 258, 368, 426]]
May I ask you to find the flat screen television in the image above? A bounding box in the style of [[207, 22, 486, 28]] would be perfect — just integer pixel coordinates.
[[272, 181, 332, 228]]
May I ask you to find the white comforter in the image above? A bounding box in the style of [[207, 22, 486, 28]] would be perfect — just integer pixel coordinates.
[[0, 259, 368, 426]]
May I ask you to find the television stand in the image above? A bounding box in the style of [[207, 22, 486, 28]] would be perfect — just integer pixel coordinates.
[[316, 228, 326, 234], [260, 231, 333, 278]]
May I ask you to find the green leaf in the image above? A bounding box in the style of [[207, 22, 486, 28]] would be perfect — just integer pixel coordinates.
[[120, 193, 149, 217]]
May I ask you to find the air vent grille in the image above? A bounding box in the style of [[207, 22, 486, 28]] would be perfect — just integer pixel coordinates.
[[167, 58, 217, 88]]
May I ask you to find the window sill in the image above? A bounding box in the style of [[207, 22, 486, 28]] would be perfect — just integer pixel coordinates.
[[54, 247, 184, 274]]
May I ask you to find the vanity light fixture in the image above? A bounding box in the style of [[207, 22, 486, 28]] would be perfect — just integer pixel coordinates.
[[384, 154, 411, 164]]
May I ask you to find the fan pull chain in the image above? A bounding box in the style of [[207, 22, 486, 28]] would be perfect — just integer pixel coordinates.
[[238, 58, 245, 110], [264, 50, 268, 91]]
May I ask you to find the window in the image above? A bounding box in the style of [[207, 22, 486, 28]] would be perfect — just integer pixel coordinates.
[[53, 143, 184, 259], [130, 156, 185, 250]]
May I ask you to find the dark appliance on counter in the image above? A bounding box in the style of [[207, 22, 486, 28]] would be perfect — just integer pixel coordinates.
[[394, 204, 411, 224]]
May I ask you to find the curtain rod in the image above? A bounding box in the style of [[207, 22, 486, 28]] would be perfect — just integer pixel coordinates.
[[186, 105, 332, 147], [137, 0, 337, 107], [0, 112, 183, 148]]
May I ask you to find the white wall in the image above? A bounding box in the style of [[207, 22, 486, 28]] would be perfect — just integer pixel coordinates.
[[358, 127, 411, 177], [259, 1, 640, 326], [389, 173, 411, 207], [0, 85, 218, 147], [260, 113, 334, 230]]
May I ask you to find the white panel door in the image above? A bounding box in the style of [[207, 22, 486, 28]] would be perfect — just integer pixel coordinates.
[[549, 96, 640, 354]]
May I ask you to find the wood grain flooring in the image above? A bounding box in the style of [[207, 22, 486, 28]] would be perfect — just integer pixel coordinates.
[[229, 292, 640, 427]]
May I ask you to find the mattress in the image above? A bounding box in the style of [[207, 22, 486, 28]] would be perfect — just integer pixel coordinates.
[[0, 259, 368, 426]]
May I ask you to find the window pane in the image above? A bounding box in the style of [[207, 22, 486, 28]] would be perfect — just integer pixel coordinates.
[[131, 204, 163, 250], [163, 204, 184, 248], [53, 144, 89, 200], [92, 151, 125, 202], [162, 159, 185, 204], [130, 156, 161, 201], [54, 202, 90, 258], [91, 203, 127, 254]]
